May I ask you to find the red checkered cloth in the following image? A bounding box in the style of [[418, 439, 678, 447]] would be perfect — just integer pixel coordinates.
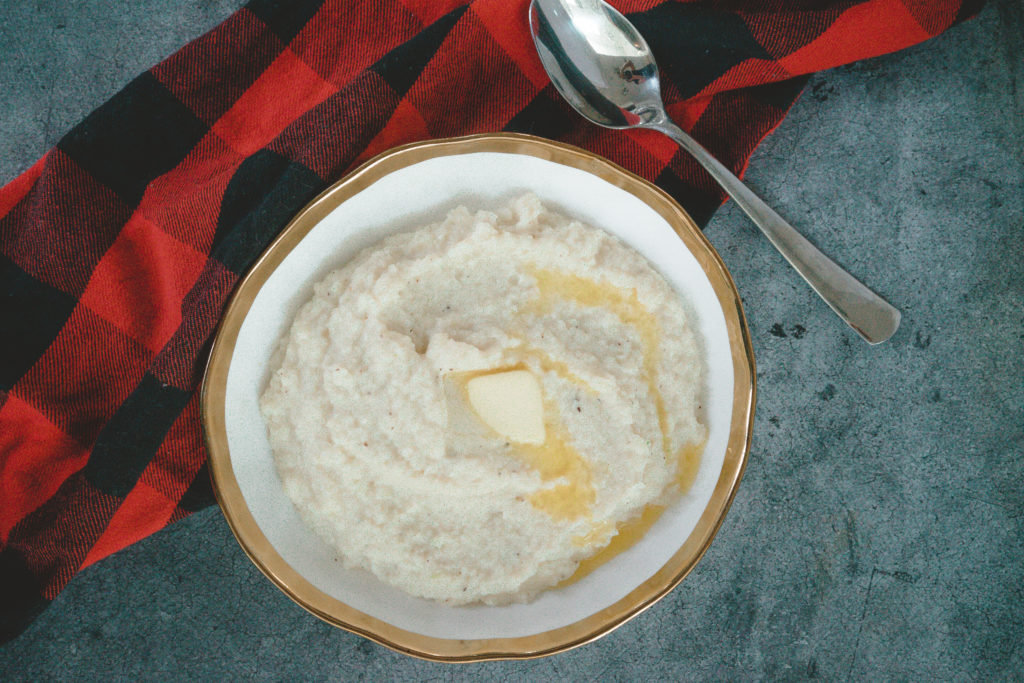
[[0, 0, 980, 642]]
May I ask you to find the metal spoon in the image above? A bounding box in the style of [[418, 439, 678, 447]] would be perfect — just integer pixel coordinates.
[[529, 0, 900, 344]]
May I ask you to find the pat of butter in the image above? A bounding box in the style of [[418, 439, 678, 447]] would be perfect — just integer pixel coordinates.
[[466, 370, 546, 445]]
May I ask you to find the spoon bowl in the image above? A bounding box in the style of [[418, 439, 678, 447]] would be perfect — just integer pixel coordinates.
[[529, 0, 663, 128], [530, 0, 901, 344]]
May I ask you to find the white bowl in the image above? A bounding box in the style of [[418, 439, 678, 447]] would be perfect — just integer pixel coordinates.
[[201, 133, 755, 661]]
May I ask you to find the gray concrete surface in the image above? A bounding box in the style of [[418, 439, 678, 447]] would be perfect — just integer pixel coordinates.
[[1, 1, 1022, 680]]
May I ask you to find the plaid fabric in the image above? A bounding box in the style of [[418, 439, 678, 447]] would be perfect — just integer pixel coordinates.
[[0, 0, 980, 642]]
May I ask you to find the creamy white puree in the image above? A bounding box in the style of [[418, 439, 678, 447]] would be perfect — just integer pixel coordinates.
[[260, 194, 704, 604]]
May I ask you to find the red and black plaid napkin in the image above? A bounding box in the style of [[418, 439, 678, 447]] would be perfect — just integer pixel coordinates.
[[0, 0, 980, 642]]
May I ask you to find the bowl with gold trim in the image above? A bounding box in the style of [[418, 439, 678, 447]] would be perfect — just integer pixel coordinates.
[[201, 133, 755, 661]]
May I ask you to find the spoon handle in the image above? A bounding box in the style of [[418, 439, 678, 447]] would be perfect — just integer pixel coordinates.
[[650, 120, 900, 344]]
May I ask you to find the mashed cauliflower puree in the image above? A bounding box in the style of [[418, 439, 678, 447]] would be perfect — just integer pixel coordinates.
[[259, 194, 705, 605]]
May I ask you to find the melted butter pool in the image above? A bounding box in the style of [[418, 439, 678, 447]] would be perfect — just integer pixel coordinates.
[[450, 267, 704, 583]]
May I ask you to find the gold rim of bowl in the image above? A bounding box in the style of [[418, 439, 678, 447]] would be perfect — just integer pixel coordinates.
[[200, 132, 757, 662]]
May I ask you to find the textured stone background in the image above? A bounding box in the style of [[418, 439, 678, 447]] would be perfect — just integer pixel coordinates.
[[1, 1, 1021, 680]]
